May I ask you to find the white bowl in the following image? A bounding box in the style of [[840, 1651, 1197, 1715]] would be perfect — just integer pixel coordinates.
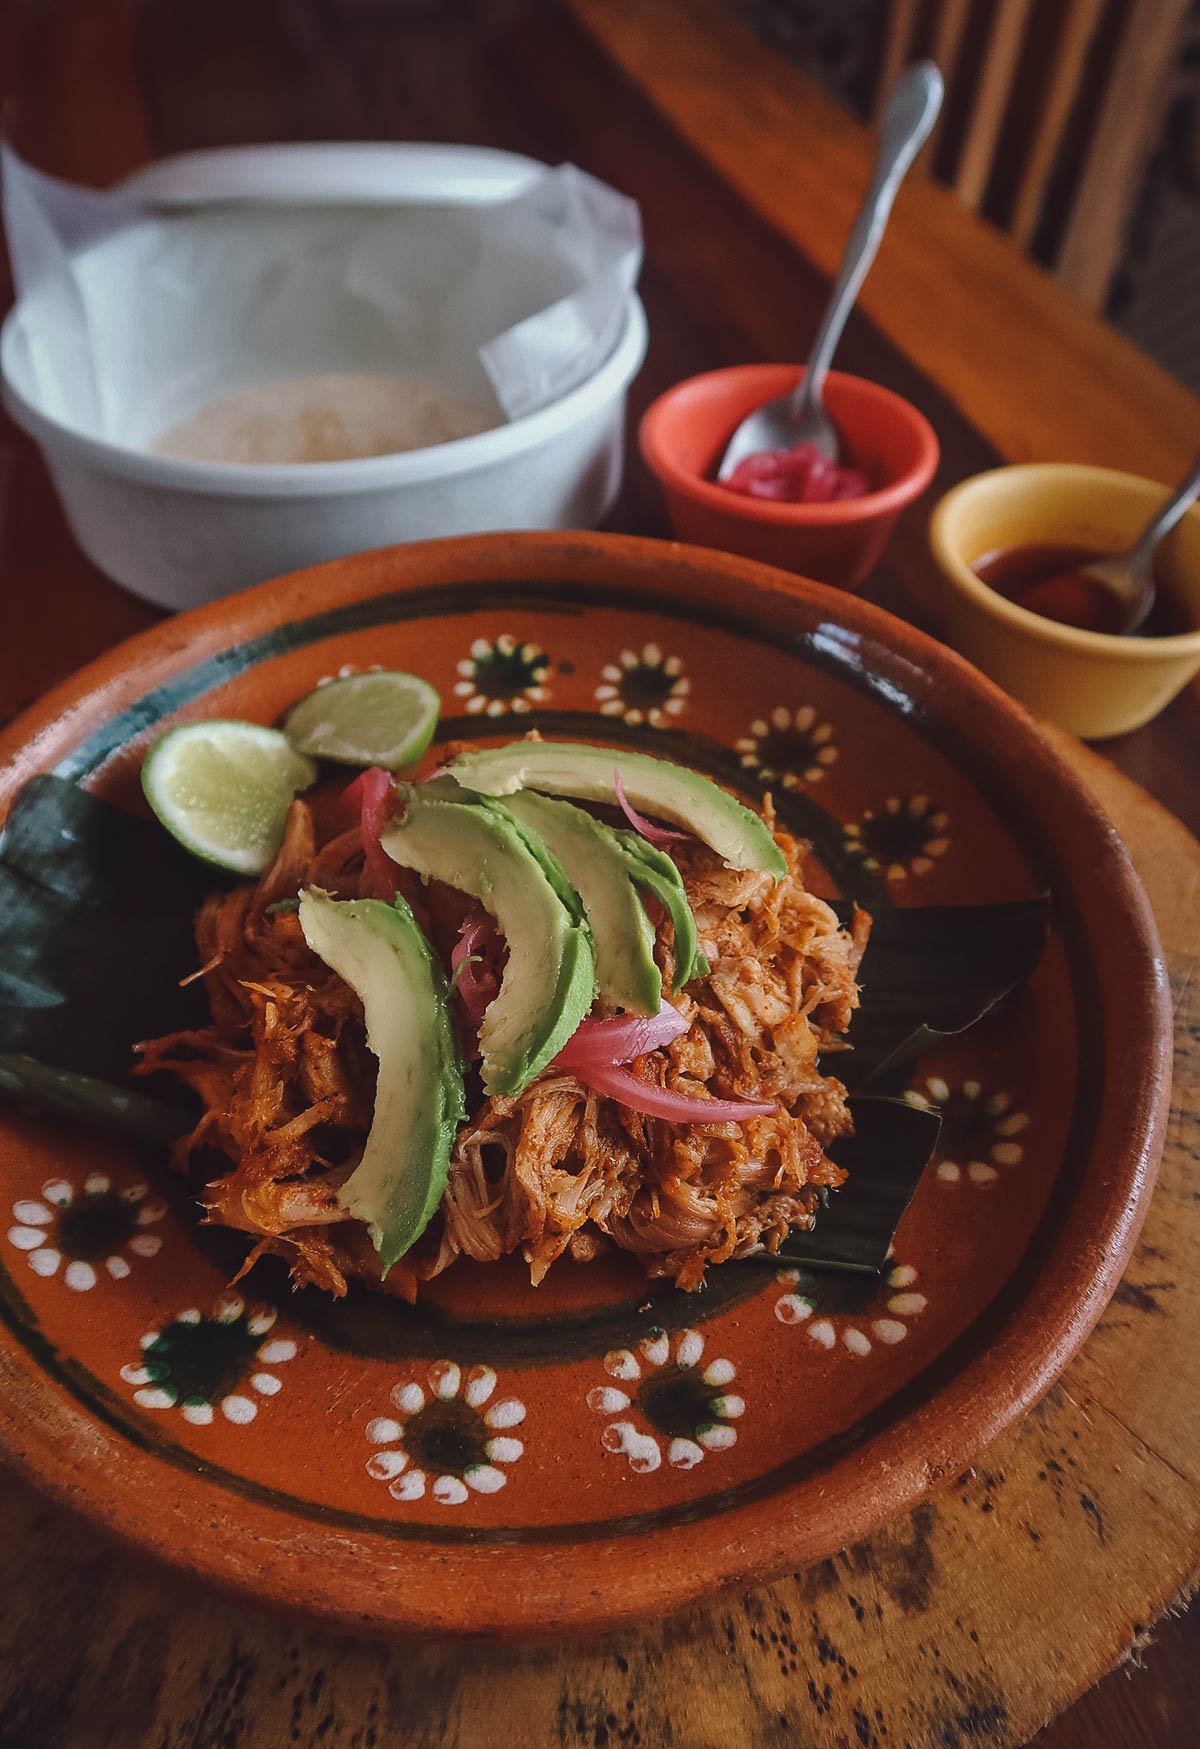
[[2, 296, 648, 610], [0, 144, 648, 610]]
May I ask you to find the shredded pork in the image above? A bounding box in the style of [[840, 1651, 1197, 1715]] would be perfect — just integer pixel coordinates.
[[137, 788, 868, 1297]]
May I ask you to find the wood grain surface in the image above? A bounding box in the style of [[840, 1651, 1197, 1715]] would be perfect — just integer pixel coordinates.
[[1, 3, 1198, 1743]]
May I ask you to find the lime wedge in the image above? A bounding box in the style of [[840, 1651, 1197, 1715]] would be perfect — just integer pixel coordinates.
[[283, 670, 441, 769], [141, 720, 318, 876]]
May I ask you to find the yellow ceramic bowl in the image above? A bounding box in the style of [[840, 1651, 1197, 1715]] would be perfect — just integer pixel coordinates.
[[930, 464, 1200, 738]]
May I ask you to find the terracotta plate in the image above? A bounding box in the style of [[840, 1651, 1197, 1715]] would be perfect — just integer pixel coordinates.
[[0, 533, 1170, 1637]]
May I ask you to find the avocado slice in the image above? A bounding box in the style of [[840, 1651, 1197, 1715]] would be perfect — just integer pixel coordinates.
[[501, 791, 660, 1014], [447, 741, 786, 878], [500, 790, 705, 1006], [615, 829, 709, 992], [381, 786, 595, 1097], [297, 889, 465, 1273]]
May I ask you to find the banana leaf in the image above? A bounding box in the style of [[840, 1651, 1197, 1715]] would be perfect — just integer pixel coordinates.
[[833, 895, 1051, 1091], [0, 777, 1045, 1279], [0, 1052, 192, 1145], [768, 1096, 941, 1276], [0, 775, 210, 1093]]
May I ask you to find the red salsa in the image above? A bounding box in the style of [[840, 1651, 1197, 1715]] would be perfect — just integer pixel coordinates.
[[972, 543, 1192, 637]]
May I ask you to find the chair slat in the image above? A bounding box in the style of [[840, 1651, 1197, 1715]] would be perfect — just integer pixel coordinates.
[[875, 0, 922, 124], [1009, 0, 1106, 249], [953, 0, 1035, 211], [920, 0, 972, 167], [1057, 0, 1192, 304]]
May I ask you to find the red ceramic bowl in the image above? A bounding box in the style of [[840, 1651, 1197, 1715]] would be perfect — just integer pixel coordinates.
[[639, 364, 939, 587]]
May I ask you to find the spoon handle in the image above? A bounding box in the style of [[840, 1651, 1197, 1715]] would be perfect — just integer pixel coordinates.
[[791, 62, 943, 421], [1128, 455, 1200, 571]]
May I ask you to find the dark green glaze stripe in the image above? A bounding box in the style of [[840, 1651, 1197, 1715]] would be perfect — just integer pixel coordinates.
[[186, 1214, 767, 1364], [50, 577, 969, 792]]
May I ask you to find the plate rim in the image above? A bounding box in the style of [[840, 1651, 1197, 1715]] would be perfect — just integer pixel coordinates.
[[0, 530, 1172, 1636]]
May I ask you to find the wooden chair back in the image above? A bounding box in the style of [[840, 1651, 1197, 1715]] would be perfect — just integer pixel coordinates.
[[876, 0, 1193, 306]]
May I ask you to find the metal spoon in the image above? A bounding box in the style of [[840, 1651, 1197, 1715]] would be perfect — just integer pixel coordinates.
[[717, 61, 944, 481], [1073, 456, 1200, 633]]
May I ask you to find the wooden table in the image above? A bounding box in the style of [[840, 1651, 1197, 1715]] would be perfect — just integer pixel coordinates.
[[1, 3, 1197, 1744]]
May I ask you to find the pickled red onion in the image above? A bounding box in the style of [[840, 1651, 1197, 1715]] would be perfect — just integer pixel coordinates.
[[553, 1001, 776, 1122], [341, 767, 405, 900], [722, 443, 869, 503], [450, 909, 502, 1025], [568, 1060, 777, 1124], [613, 769, 691, 848], [553, 1001, 687, 1070]]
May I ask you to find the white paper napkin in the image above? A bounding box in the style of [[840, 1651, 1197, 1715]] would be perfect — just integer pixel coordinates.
[[1, 145, 643, 449]]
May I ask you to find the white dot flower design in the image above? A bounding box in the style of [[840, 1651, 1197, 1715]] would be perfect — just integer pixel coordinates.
[[453, 635, 550, 717], [6, 1173, 166, 1290], [588, 1328, 743, 1472], [735, 704, 837, 787], [843, 795, 950, 880], [594, 644, 689, 727], [905, 1075, 1030, 1185], [775, 1261, 927, 1355], [364, 1361, 526, 1505], [314, 661, 385, 687], [119, 1292, 296, 1425]]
